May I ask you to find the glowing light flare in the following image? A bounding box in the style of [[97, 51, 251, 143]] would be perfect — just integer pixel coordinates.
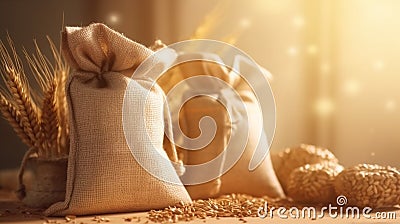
[[385, 99, 396, 112], [221, 18, 252, 46], [287, 46, 298, 56], [239, 18, 252, 28], [108, 13, 120, 24], [292, 16, 305, 28], [372, 60, 385, 72], [314, 98, 334, 116], [343, 79, 361, 96], [320, 63, 331, 74], [307, 44, 318, 55]]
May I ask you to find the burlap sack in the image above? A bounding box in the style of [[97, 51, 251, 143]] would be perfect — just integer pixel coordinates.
[[180, 96, 228, 199], [45, 23, 191, 216], [157, 59, 229, 199], [158, 52, 284, 199]]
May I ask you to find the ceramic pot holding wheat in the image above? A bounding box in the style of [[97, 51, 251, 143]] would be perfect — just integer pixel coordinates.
[[18, 155, 67, 208]]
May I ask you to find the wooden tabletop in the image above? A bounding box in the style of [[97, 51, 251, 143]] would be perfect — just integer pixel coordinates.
[[0, 189, 399, 224]]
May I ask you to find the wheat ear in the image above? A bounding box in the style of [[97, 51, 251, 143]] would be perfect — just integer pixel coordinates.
[[0, 93, 33, 147], [24, 39, 64, 158], [0, 38, 42, 152], [48, 37, 69, 156], [40, 81, 59, 157], [0, 36, 70, 158]]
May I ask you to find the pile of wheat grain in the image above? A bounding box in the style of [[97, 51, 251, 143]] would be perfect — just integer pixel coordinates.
[[148, 194, 291, 223]]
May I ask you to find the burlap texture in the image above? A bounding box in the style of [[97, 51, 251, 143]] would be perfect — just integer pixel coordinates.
[[180, 96, 228, 199], [20, 156, 67, 209], [158, 54, 285, 199], [45, 23, 191, 216], [157, 61, 227, 199]]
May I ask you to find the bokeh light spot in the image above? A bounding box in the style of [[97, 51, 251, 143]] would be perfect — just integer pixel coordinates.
[[315, 98, 334, 116]]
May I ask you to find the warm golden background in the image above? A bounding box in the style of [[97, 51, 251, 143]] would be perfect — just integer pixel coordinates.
[[0, 0, 399, 169]]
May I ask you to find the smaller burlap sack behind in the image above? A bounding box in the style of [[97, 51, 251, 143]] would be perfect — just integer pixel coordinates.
[[179, 96, 229, 199], [157, 59, 229, 199], [158, 51, 284, 199], [45, 23, 191, 216]]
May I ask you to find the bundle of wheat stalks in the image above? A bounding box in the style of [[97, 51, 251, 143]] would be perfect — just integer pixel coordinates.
[[0, 36, 69, 159]]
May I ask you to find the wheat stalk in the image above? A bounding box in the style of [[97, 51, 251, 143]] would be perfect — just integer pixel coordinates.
[[24, 40, 60, 158], [0, 36, 69, 159], [47, 36, 69, 155], [55, 68, 69, 154], [40, 81, 59, 157], [0, 38, 42, 149]]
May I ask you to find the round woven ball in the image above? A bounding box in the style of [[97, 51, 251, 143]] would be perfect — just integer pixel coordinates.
[[286, 162, 344, 205], [272, 144, 339, 192], [334, 164, 400, 208]]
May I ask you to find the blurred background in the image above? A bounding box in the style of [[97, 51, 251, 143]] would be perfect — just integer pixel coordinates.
[[0, 0, 399, 169]]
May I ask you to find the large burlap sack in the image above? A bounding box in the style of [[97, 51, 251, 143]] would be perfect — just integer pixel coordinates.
[[157, 50, 285, 199], [45, 24, 191, 216]]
